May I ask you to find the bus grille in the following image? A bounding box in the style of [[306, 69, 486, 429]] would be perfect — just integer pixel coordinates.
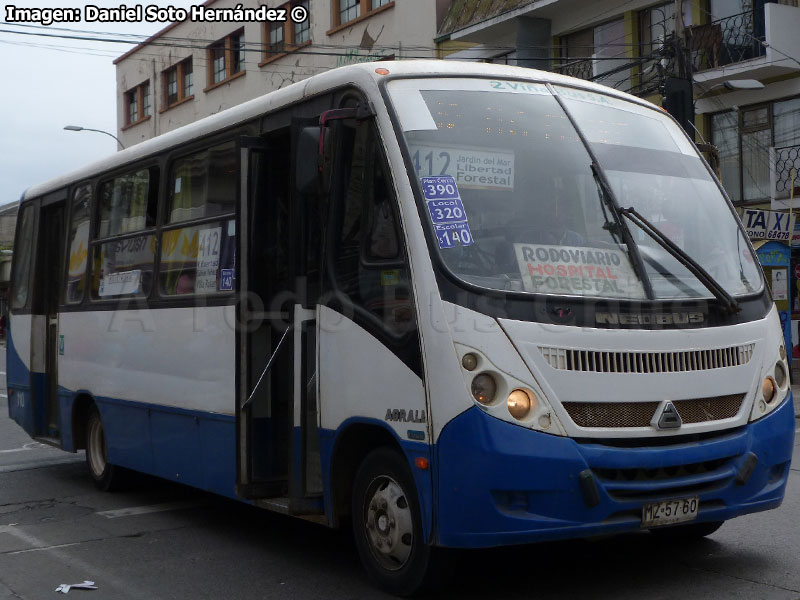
[[563, 394, 746, 428], [539, 344, 754, 374]]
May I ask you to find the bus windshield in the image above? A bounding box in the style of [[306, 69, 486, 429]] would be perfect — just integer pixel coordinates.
[[387, 78, 762, 301]]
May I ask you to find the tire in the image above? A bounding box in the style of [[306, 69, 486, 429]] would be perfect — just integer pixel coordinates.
[[85, 406, 126, 492], [351, 448, 436, 597], [649, 520, 724, 539]]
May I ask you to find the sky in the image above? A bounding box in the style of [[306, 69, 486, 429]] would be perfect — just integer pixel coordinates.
[[0, 0, 199, 205]]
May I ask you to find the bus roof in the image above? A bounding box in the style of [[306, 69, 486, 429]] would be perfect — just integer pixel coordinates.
[[24, 60, 654, 201]]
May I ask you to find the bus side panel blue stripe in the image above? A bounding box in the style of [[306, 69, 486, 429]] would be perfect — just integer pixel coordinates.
[[6, 328, 37, 436], [100, 399, 155, 475], [6, 327, 29, 389], [150, 411, 204, 486], [199, 418, 237, 498], [90, 396, 237, 499]]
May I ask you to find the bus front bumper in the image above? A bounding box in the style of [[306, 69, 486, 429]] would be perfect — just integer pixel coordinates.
[[435, 393, 795, 548]]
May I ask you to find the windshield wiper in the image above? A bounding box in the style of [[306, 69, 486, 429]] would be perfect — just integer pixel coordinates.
[[591, 163, 655, 300], [619, 206, 741, 314]]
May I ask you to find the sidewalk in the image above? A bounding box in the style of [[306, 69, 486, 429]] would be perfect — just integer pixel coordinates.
[[792, 382, 800, 419]]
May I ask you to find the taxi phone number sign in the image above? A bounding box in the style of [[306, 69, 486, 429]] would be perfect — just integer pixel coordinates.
[[742, 208, 796, 241], [421, 176, 473, 249]]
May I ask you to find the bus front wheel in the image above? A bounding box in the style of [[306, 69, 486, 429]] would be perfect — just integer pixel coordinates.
[[351, 448, 434, 596], [85, 406, 125, 491]]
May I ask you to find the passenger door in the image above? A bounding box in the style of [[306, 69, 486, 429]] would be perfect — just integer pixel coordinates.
[[236, 125, 323, 514], [25, 196, 67, 442]]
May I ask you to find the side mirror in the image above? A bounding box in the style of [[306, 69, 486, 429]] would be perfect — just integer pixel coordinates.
[[295, 103, 375, 196], [295, 126, 321, 196]]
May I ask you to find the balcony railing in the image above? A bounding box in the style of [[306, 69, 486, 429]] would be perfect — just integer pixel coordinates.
[[554, 58, 593, 81], [771, 145, 800, 201], [687, 11, 765, 72]]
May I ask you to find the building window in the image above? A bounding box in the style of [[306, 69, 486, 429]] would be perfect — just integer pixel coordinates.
[[124, 81, 150, 127], [184, 61, 193, 96], [558, 20, 631, 92], [339, 0, 360, 24], [260, 2, 312, 65], [211, 42, 226, 83], [331, 0, 392, 31], [207, 29, 245, 89], [294, 0, 310, 44], [269, 21, 285, 55], [162, 58, 194, 109], [711, 96, 800, 204]]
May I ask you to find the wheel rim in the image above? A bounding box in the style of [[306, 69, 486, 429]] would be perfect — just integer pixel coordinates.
[[362, 475, 414, 571], [87, 415, 107, 478]]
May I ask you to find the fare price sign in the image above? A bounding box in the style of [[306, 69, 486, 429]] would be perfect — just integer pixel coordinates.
[[421, 176, 473, 249]]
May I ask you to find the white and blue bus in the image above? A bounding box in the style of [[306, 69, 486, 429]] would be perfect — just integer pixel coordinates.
[[7, 61, 794, 595]]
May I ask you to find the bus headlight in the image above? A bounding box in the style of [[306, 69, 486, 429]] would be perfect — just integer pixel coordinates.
[[762, 376, 776, 404], [471, 374, 497, 405], [507, 389, 536, 420]]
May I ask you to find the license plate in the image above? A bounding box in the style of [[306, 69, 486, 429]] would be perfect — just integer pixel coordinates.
[[641, 497, 699, 528]]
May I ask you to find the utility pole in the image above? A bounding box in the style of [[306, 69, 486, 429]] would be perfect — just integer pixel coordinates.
[[662, 0, 695, 140]]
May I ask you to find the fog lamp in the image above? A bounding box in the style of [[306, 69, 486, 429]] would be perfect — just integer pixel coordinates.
[[471, 374, 497, 405]]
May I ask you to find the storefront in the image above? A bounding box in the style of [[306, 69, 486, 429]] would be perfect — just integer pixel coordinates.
[[741, 207, 794, 363]]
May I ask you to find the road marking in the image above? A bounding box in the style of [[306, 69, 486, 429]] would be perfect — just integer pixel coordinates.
[[0, 442, 49, 454], [0, 525, 151, 600], [7, 541, 84, 555], [0, 456, 83, 473], [96, 499, 208, 519]]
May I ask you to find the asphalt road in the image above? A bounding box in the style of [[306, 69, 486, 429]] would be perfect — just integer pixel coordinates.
[[1, 345, 799, 600]]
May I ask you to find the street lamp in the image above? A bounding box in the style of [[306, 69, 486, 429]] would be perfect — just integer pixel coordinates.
[[63, 125, 125, 150], [696, 79, 765, 100]]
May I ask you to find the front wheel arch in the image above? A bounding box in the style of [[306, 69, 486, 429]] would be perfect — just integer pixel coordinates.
[[351, 447, 439, 596]]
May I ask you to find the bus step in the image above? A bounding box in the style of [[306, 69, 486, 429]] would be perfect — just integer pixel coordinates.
[[237, 480, 287, 499], [254, 496, 326, 521]]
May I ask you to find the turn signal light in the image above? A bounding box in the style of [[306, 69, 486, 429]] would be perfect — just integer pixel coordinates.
[[762, 376, 776, 404], [507, 389, 536, 420]]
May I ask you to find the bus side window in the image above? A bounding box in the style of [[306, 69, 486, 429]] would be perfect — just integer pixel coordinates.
[[330, 122, 414, 338], [11, 204, 36, 311], [64, 184, 92, 304], [159, 142, 237, 296]]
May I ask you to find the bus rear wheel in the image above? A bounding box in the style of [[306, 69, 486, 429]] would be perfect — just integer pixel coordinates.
[[352, 448, 434, 597], [85, 406, 125, 491]]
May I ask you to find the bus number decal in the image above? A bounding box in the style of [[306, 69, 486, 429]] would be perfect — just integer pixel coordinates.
[[197, 227, 222, 293], [413, 150, 451, 177]]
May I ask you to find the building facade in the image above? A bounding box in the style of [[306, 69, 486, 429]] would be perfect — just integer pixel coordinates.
[[114, 0, 452, 147], [436, 0, 800, 353]]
